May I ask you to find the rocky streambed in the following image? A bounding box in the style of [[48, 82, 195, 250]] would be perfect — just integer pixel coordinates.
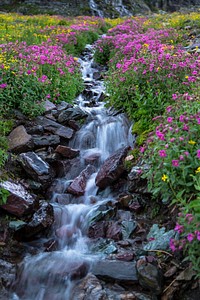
[[0, 45, 199, 300]]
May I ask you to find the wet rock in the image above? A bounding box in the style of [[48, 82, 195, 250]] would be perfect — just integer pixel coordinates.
[[136, 257, 163, 295], [50, 157, 83, 178], [0, 259, 16, 298], [43, 100, 57, 113], [121, 220, 137, 239], [71, 273, 107, 300], [26, 125, 44, 135], [92, 259, 138, 282], [93, 71, 103, 80], [128, 165, 149, 194], [0, 181, 36, 217], [88, 221, 107, 239], [58, 106, 88, 123], [32, 134, 60, 147], [57, 101, 72, 113], [67, 165, 96, 196], [55, 145, 80, 158], [95, 146, 130, 189], [106, 221, 122, 241], [91, 239, 118, 255], [7, 125, 33, 153], [19, 152, 55, 185], [14, 201, 54, 241], [144, 224, 177, 251]]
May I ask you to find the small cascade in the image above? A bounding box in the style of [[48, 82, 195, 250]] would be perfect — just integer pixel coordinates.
[[89, 0, 104, 17], [11, 44, 133, 300], [89, 0, 133, 17]]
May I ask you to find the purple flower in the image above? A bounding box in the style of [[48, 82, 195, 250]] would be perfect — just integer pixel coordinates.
[[195, 231, 200, 241], [159, 149, 167, 157], [140, 146, 145, 153], [179, 155, 184, 161], [172, 160, 179, 167], [187, 233, 194, 242], [174, 223, 184, 234], [0, 83, 7, 88], [169, 238, 176, 252], [179, 115, 184, 122], [172, 94, 178, 100], [197, 150, 200, 159]]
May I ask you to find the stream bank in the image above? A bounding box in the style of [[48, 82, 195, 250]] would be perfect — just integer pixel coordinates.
[[0, 44, 199, 300]]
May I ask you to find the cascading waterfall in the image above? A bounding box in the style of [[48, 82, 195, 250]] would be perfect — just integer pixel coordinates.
[[11, 44, 133, 300], [89, 0, 132, 17]]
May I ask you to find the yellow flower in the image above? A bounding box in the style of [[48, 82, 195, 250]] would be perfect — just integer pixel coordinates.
[[185, 75, 189, 79], [162, 174, 168, 182], [188, 140, 196, 145], [196, 167, 200, 174]]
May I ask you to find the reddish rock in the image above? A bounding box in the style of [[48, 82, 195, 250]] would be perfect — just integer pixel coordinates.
[[55, 145, 80, 158], [0, 181, 36, 217], [7, 125, 33, 153], [88, 221, 107, 239], [116, 252, 135, 261], [106, 221, 122, 241], [95, 146, 130, 189], [67, 165, 96, 196]]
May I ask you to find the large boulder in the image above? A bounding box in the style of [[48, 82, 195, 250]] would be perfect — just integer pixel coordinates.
[[95, 146, 130, 189], [7, 125, 33, 153], [0, 181, 36, 217]]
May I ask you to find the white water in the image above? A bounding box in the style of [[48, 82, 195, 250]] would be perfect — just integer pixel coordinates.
[[89, 0, 132, 17], [11, 45, 133, 300]]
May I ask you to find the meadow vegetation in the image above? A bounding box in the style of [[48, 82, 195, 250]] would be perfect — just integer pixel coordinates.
[[0, 12, 200, 276]]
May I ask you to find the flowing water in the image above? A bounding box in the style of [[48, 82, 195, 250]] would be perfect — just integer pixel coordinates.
[[11, 44, 133, 300], [89, 0, 132, 17]]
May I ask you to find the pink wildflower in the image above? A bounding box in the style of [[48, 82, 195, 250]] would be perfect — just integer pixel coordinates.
[[187, 233, 194, 242], [179, 155, 184, 161], [159, 149, 167, 157], [169, 238, 177, 252], [179, 115, 184, 122], [174, 223, 184, 234], [172, 160, 179, 167], [197, 150, 200, 159], [140, 147, 145, 153], [195, 231, 200, 241], [172, 94, 178, 100], [0, 83, 7, 88]]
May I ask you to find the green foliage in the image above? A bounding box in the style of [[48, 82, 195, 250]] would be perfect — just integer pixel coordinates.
[[0, 187, 9, 205]]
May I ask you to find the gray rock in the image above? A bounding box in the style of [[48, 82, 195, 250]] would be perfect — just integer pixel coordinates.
[[91, 259, 138, 282], [136, 258, 163, 295], [58, 106, 88, 123], [32, 134, 60, 147], [7, 125, 33, 153], [19, 152, 55, 185], [0, 181, 36, 217], [43, 100, 57, 113], [0, 259, 16, 297]]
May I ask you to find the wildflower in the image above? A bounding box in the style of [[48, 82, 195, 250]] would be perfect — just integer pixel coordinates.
[[197, 150, 200, 159], [167, 117, 173, 123], [159, 149, 167, 157], [196, 167, 200, 174], [195, 231, 200, 241], [174, 223, 184, 234], [162, 174, 168, 182], [0, 83, 7, 88], [140, 146, 145, 153], [172, 94, 178, 100], [179, 115, 184, 122], [46, 94, 51, 98], [172, 160, 179, 167], [156, 130, 165, 141], [166, 106, 172, 112], [188, 140, 196, 145], [169, 238, 177, 252], [197, 117, 200, 125], [179, 155, 184, 161], [187, 233, 194, 242], [184, 151, 189, 157], [170, 138, 175, 142]]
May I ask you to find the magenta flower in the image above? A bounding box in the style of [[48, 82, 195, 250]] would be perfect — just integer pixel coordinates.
[[172, 160, 179, 167], [46, 94, 51, 98], [179, 115, 185, 122], [166, 106, 172, 112], [179, 155, 184, 161], [195, 231, 200, 241], [169, 238, 176, 252], [0, 83, 7, 88], [140, 146, 145, 153], [187, 233, 194, 242], [159, 149, 167, 157], [184, 151, 189, 157], [170, 138, 175, 142], [172, 94, 178, 100], [174, 223, 184, 234], [197, 150, 200, 159], [197, 118, 200, 125], [156, 130, 165, 141]]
